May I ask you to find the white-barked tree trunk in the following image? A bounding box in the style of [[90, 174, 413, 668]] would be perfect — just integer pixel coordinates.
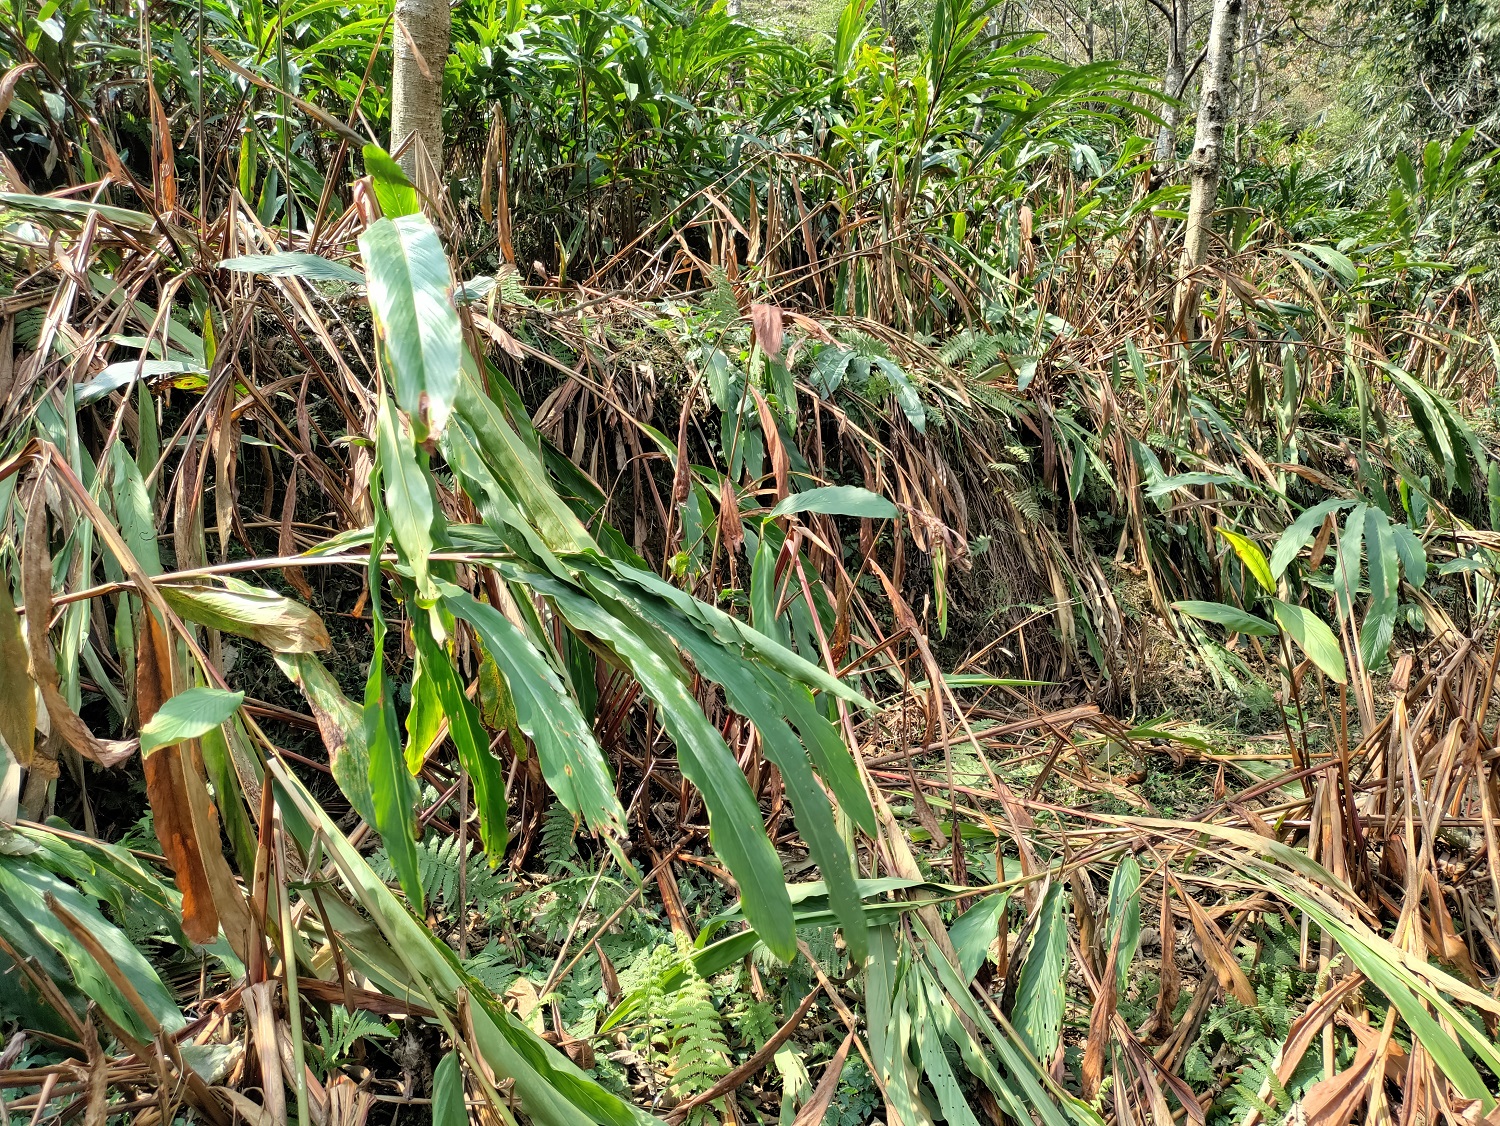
[[390, 0, 450, 180], [1172, 0, 1242, 335]]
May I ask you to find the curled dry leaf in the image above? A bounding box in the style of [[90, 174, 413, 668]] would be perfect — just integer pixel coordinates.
[[751, 386, 790, 504], [160, 576, 331, 654], [136, 606, 221, 946], [750, 302, 784, 359], [274, 651, 377, 827], [22, 475, 132, 768], [0, 580, 35, 768]]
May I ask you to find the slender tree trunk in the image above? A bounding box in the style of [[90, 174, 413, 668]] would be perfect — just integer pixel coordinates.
[[1152, 0, 1189, 173], [1172, 0, 1242, 335], [390, 0, 450, 180], [1232, 0, 1249, 162]]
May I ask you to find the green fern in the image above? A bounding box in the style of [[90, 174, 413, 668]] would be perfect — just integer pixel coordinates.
[[497, 265, 534, 307], [939, 328, 1018, 373], [703, 266, 740, 322], [1224, 1047, 1295, 1126], [539, 803, 581, 873], [659, 934, 731, 1116], [463, 938, 520, 996], [629, 935, 731, 1115], [309, 1007, 396, 1079], [732, 997, 780, 1049], [370, 835, 513, 913]]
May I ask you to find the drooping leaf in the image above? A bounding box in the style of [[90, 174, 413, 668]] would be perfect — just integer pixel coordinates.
[[1103, 855, 1142, 993], [432, 1051, 467, 1126], [218, 252, 365, 284], [363, 516, 424, 912], [521, 571, 796, 959], [872, 356, 926, 432], [0, 856, 185, 1041], [1269, 498, 1356, 577], [441, 584, 623, 843], [1332, 504, 1367, 621], [411, 614, 510, 861], [162, 577, 331, 653], [1393, 523, 1427, 589], [1271, 600, 1347, 683], [950, 892, 1009, 982], [362, 143, 420, 219], [750, 529, 784, 645], [275, 653, 376, 828], [108, 442, 162, 575], [1360, 507, 1399, 668], [375, 398, 435, 598], [769, 486, 898, 520], [77, 360, 206, 407], [1012, 881, 1068, 1059], [1173, 601, 1276, 636]]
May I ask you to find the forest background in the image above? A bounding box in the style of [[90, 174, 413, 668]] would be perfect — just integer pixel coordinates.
[[3, 0, 1500, 1125]]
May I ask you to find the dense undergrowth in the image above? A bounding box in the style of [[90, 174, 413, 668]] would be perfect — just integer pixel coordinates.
[[3, 1, 1500, 1126]]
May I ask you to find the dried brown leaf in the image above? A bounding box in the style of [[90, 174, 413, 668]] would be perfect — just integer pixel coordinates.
[[1302, 1046, 1375, 1126], [791, 1033, 852, 1126], [138, 607, 221, 945], [750, 303, 784, 359], [1176, 880, 1257, 1006], [0, 578, 35, 768], [23, 476, 131, 767]]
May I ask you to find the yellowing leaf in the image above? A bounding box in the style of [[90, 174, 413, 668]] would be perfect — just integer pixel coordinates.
[[1216, 527, 1274, 593]]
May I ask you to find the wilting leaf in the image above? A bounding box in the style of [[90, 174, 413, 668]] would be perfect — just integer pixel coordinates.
[[275, 653, 376, 827], [750, 303, 784, 358], [0, 582, 35, 768], [1176, 881, 1256, 1005], [136, 611, 221, 945], [359, 215, 461, 434], [23, 482, 130, 768], [139, 689, 246, 755], [162, 577, 330, 653], [769, 486, 898, 520]]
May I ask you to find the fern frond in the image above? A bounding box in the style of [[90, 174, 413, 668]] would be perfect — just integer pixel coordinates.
[[370, 836, 512, 914], [539, 803, 581, 873]]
